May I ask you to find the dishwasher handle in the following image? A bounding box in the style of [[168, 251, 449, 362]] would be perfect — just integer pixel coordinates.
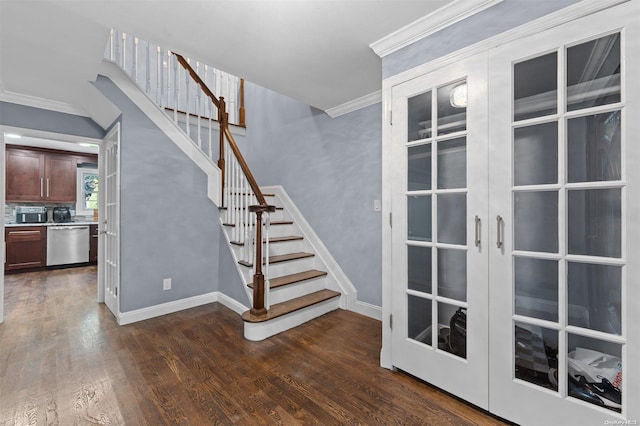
[[49, 226, 90, 230]]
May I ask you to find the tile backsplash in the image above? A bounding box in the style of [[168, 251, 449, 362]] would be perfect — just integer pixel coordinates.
[[4, 202, 95, 224]]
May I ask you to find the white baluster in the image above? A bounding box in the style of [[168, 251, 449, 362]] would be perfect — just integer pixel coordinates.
[[156, 46, 162, 106], [208, 98, 213, 160], [108, 29, 114, 61], [166, 50, 171, 111], [196, 62, 202, 150], [121, 32, 126, 71], [145, 41, 151, 95], [264, 212, 271, 310], [132, 37, 138, 83], [226, 152, 232, 224], [225, 140, 231, 221], [185, 59, 190, 138], [174, 55, 179, 125]]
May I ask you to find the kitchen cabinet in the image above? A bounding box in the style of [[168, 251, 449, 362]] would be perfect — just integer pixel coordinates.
[[4, 226, 47, 271], [5, 146, 97, 203], [89, 224, 99, 263]]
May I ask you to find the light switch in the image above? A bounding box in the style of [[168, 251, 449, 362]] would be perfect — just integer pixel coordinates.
[[374, 199, 381, 212]]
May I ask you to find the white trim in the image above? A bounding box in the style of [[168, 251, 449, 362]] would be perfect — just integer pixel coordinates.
[[262, 186, 358, 308], [349, 300, 382, 321], [118, 292, 219, 325], [98, 60, 222, 206], [382, 0, 629, 88], [0, 89, 90, 117], [217, 291, 249, 315], [244, 298, 340, 341], [0, 126, 103, 146], [370, 0, 504, 58], [0, 130, 5, 323], [325, 90, 381, 118]]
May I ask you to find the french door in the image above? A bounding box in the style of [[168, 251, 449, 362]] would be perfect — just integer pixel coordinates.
[[390, 53, 489, 409], [488, 3, 639, 425], [389, 1, 639, 423], [101, 124, 120, 319]]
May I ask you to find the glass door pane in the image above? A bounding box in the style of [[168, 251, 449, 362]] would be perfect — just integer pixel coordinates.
[[391, 52, 489, 410]]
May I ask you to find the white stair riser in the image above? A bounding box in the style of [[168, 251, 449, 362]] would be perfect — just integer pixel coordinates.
[[267, 276, 328, 305], [243, 298, 341, 341], [265, 223, 296, 237], [266, 257, 317, 277], [264, 240, 308, 256], [238, 257, 316, 283]]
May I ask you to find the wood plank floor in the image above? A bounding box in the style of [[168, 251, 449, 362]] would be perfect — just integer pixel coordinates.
[[0, 266, 510, 425]]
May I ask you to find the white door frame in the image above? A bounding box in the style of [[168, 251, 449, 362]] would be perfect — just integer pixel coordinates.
[[0, 130, 5, 323], [100, 123, 120, 320]]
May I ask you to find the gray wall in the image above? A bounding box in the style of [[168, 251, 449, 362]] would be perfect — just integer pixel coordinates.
[[94, 76, 221, 312], [242, 83, 383, 306], [383, 0, 582, 79], [0, 101, 105, 139]]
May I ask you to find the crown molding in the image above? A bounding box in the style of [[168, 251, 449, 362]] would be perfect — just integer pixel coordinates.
[[0, 88, 89, 117], [325, 90, 381, 118], [382, 0, 629, 87], [370, 0, 504, 58]]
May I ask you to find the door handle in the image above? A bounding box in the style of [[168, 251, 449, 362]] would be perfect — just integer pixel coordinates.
[[40, 178, 44, 197], [496, 215, 503, 248], [46, 178, 50, 198], [474, 215, 481, 247]]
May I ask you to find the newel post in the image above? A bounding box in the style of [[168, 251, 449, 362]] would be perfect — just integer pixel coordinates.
[[239, 79, 246, 127], [249, 205, 276, 316], [250, 207, 267, 316], [218, 97, 226, 207]]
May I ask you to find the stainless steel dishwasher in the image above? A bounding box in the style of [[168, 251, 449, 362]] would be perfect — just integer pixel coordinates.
[[47, 225, 90, 266]]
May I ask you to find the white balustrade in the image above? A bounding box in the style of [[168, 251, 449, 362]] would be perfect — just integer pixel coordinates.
[[106, 29, 269, 309]]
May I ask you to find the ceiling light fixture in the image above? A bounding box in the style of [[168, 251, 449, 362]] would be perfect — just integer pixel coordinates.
[[5, 133, 21, 139], [450, 83, 468, 108], [79, 142, 98, 147]]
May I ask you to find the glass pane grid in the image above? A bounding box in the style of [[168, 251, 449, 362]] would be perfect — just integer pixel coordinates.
[[510, 32, 625, 412]]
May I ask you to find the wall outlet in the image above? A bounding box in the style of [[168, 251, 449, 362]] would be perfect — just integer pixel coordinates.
[[163, 278, 172, 290]]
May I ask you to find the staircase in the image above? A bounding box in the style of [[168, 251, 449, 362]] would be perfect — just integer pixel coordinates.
[[105, 30, 353, 340], [220, 188, 344, 340]]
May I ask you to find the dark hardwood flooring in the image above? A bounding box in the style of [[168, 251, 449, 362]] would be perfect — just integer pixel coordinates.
[[0, 266, 508, 425]]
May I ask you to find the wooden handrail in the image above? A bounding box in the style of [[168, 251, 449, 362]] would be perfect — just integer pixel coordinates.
[[172, 51, 273, 317], [222, 125, 268, 206], [173, 53, 221, 109]]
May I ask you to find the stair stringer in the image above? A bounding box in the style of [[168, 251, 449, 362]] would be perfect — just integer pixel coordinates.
[[262, 185, 358, 310], [96, 60, 221, 206]]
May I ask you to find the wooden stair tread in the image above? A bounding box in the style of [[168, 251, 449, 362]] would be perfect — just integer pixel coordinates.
[[219, 206, 283, 211], [248, 269, 327, 289], [237, 251, 314, 268], [269, 252, 314, 264], [270, 220, 293, 225], [241, 289, 340, 323], [231, 235, 303, 247], [230, 192, 275, 197]]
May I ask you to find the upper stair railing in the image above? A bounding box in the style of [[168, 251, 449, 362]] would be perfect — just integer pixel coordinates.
[[105, 30, 274, 317]]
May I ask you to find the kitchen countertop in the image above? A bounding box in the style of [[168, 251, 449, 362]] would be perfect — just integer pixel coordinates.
[[5, 222, 98, 227]]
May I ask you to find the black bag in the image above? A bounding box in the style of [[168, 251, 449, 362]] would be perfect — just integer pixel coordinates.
[[449, 307, 467, 358]]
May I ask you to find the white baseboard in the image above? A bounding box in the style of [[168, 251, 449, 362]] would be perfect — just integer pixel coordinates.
[[349, 300, 382, 321], [216, 292, 249, 315], [118, 292, 218, 325]]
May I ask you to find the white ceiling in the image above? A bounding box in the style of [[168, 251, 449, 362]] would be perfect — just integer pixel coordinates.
[[0, 0, 473, 115]]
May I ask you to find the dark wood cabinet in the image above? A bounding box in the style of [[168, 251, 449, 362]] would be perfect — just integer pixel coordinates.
[[5, 226, 47, 271], [89, 224, 99, 263], [5, 148, 45, 201], [44, 153, 77, 202], [5, 146, 97, 203]]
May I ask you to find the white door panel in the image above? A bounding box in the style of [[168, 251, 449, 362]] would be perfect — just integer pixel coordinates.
[[391, 53, 489, 409], [488, 3, 639, 424], [102, 124, 120, 320]]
